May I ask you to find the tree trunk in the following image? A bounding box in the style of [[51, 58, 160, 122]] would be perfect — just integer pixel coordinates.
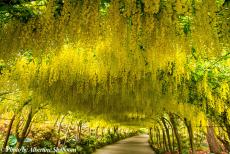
[[155, 127, 161, 148], [169, 113, 182, 154], [89, 127, 91, 136], [63, 124, 70, 146], [184, 118, 195, 154], [156, 127, 161, 148], [161, 118, 173, 153], [53, 114, 61, 128], [14, 99, 32, 141], [113, 126, 119, 137], [172, 127, 175, 151], [56, 114, 68, 147], [78, 121, 82, 141], [207, 122, 223, 154], [15, 108, 33, 152], [222, 111, 230, 145], [108, 128, 111, 134], [101, 127, 104, 137], [155, 128, 159, 146], [2, 114, 16, 153], [217, 136, 230, 152], [96, 126, 99, 139], [15, 117, 22, 141], [149, 127, 153, 143], [225, 124, 230, 143], [162, 127, 168, 152]]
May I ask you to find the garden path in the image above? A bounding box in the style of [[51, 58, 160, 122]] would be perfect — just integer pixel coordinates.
[[93, 135, 155, 154]]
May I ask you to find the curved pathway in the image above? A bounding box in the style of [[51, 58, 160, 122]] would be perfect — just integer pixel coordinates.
[[93, 135, 155, 154]]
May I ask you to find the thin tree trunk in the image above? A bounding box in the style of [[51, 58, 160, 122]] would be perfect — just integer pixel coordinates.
[[14, 99, 32, 141], [217, 136, 230, 152], [2, 114, 16, 153], [155, 127, 161, 148], [96, 126, 99, 139], [225, 124, 230, 143], [184, 118, 195, 154], [108, 128, 111, 135], [162, 127, 168, 152], [113, 126, 118, 135], [53, 114, 61, 128], [63, 124, 70, 146], [149, 127, 153, 143], [172, 127, 175, 151], [154, 127, 158, 147], [169, 113, 182, 154], [15, 108, 33, 152], [101, 127, 104, 137], [222, 111, 230, 144], [56, 114, 68, 147], [89, 127, 91, 136], [156, 127, 161, 148], [162, 118, 173, 153], [207, 122, 223, 154], [15, 117, 22, 140], [25, 122, 32, 139], [78, 121, 82, 141]]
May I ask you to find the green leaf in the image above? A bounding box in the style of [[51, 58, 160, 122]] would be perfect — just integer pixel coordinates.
[[8, 135, 17, 147]]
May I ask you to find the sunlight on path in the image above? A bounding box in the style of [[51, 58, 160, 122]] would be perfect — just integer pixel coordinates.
[[93, 135, 155, 154]]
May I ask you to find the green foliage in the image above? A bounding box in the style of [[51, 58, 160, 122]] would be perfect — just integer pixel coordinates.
[[30, 128, 56, 149], [0, 0, 47, 23], [10, 5, 36, 22], [178, 15, 192, 35], [216, 0, 225, 8], [65, 138, 78, 148], [22, 50, 33, 63], [40, 140, 54, 149], [0, 8, 12, 23], [54, 0, 64, 17], [99, 0, 110, 16], [8, 135, 17, 147]]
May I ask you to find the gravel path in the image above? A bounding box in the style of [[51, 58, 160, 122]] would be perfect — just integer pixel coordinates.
[[93, 135, 155, 154]]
